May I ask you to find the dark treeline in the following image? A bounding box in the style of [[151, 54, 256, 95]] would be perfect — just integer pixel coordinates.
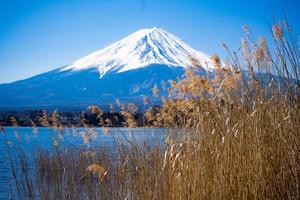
[[0, 109, 147, 127]]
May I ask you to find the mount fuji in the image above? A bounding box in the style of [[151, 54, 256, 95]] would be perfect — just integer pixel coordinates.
[[0, 27, 213, 110]]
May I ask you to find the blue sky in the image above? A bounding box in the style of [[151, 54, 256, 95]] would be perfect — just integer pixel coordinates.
[[0, 0, 299, 83]]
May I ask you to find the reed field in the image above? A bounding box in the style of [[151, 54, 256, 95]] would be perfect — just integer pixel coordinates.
[[1, 21, 300, 199]]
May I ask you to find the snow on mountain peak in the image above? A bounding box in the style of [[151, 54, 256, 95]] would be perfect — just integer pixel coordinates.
[[62, 27, 212, 78]]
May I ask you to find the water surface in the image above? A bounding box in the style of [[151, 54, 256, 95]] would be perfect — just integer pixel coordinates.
[[0, 127, 167, 199]]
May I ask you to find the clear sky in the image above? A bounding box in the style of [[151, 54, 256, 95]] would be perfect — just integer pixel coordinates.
[[0, 0, 299, 83]]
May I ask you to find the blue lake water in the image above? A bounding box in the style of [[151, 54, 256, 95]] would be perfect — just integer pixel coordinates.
[[0, 127, 167, 200]]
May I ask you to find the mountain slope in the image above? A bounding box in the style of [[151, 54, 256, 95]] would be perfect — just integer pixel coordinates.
[[0, 27, 211, 110], [0, 65, 185, 109]]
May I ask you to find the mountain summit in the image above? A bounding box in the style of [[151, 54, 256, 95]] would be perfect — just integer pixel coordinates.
[[62, 27, 212, 78], [0, 28, 212, 110]]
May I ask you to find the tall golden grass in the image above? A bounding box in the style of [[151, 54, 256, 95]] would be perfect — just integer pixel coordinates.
[[2, 20, 300, 199]]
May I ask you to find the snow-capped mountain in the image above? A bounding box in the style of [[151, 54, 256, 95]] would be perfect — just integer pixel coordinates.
[[63, 27, 212, 77], [0, 27, 212, 110]]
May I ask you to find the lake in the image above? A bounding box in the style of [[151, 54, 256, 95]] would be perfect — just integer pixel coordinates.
[[0, 127, 167, 200]]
